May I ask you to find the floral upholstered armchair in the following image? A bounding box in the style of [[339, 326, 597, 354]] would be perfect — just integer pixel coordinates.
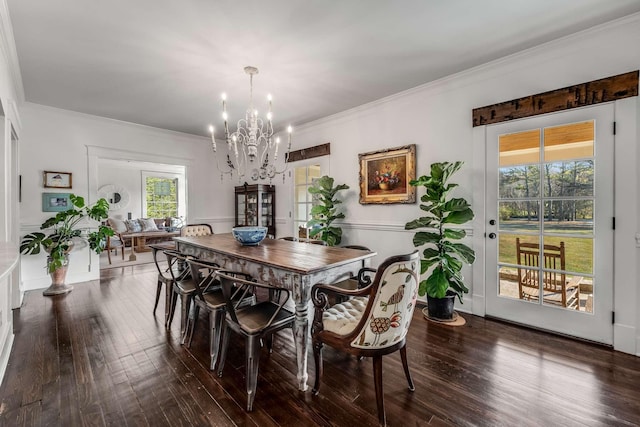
[[311, 250, 419, 426]]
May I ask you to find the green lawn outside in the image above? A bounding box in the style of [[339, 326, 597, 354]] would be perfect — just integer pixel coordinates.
[[498, 233, 593, 274]]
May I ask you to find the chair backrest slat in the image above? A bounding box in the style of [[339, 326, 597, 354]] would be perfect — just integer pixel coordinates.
[[163, 249, 191, 282], [186, 258, 222, 299]]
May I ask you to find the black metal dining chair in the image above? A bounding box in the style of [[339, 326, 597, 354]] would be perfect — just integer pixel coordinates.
[[164, 249, 197, 343], [184, 260, 255, 370], [216, 272, 295, 411]]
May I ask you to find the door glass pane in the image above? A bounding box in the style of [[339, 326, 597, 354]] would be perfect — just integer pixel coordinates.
[[543, 121, 594, 162], [499, 129, 540, 166], [499, 201, 540, 233], [295, 186, 308, 205], [542, 236, 593, 275], [308, 165, 322, 181], [499, 165, 540, 198], [296, 204, 307, 223], [295, 167, 307, 184], [498, 234, 537, 265], [543, 200, 593, 235], [541, 267, 581, 310], [498, 265, 525, 300], [543, 161, 594, 197]]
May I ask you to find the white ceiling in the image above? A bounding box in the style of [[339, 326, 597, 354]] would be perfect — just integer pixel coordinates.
[[8, 0, 640, 137]]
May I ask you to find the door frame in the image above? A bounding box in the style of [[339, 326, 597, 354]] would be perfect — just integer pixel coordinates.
[[471, 97, 639, 354]]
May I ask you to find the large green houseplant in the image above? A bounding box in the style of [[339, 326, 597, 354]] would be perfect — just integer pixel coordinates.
[[307, 175, 349, 246], [20, 194, 113, 295], [405, 162, 475, 319]]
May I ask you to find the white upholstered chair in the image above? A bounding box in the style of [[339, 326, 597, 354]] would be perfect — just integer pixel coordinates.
[[180, 223, 213, 237], [311, 250, 420, 426]]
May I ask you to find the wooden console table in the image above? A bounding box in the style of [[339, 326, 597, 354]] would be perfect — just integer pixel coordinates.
[[175, 233, 376, 391]]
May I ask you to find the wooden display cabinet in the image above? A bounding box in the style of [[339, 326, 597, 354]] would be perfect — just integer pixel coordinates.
[[235, 184, 276, 237]]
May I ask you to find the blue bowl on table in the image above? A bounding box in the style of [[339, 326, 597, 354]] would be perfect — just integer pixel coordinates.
[[231, 226, 268, 246]]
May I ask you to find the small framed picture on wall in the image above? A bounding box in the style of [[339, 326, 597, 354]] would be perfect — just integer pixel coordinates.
[[42, 193, 72, 212], [43, 171, 72, 189]]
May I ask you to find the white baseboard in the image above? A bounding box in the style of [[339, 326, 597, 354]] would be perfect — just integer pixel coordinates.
[[0, 329, 14, 386], [471, 294, 486, 317], [613, 323, 637, 355], [22, 277, 49, 292]]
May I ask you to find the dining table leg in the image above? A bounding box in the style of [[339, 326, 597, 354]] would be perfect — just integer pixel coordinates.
[[128, 236, 137, 261], [292, 276, 311, 391]]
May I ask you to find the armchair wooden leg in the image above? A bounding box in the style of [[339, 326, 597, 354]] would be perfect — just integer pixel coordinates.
[[372, 355, 386, 427], [209, 310, 224, 370], [312, 339, 323, 395], [400, 344, 415, 391], [153, 280, 163, 315], [217, 325, 231, 377], [246, 336, 261, 411]]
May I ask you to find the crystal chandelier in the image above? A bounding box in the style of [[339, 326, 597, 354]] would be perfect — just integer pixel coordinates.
[[209, 66, 292, 182]]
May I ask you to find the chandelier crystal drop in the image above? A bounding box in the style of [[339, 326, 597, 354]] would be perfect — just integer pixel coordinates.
[[209, 66, 292, 182]]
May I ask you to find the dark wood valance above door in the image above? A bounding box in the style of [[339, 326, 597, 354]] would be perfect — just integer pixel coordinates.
[[472, 70, 638, 127], [286, 143, 331, 162]]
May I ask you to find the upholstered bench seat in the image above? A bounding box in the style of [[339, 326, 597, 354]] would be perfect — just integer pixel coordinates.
[[322, 296, 368, 335]]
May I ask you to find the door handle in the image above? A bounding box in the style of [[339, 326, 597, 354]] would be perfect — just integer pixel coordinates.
[[488, 233, 497, 239], [489, 219, 496, 225]]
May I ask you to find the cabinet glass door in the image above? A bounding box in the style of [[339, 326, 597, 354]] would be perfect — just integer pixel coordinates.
[[236, 194, 247, 225], [262, 192, 273, 227], [246, 192, 258, 226]]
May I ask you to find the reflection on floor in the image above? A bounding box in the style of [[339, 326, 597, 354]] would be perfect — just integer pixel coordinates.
[[99, 249, 158, 270]]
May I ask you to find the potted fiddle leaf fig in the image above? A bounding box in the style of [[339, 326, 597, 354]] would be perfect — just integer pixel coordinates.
[[307, 175, 349, 246], [20, 194, 113, 296], [405, 161, 475, 320]]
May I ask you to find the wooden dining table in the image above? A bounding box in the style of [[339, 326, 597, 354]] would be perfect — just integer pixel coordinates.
[[174, 233, 376, 391]]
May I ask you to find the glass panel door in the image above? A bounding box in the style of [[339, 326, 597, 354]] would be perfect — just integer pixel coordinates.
[[486, 104, 613, 344]]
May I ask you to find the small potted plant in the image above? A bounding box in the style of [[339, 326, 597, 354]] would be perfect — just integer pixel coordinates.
[[20, 194, 113, 296], [307, 175, 349, 246], [405, 162, 475, 320]]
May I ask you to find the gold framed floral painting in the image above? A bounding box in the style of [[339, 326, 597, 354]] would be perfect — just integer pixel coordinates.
[[359, 144, 416, 204]]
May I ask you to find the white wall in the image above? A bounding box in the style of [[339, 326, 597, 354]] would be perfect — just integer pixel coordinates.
[[285, 14, 640, 354], [98, 161, 143, 219]]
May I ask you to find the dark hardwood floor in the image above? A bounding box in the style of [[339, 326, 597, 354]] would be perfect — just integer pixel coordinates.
[[1, 264, 640, 426]]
